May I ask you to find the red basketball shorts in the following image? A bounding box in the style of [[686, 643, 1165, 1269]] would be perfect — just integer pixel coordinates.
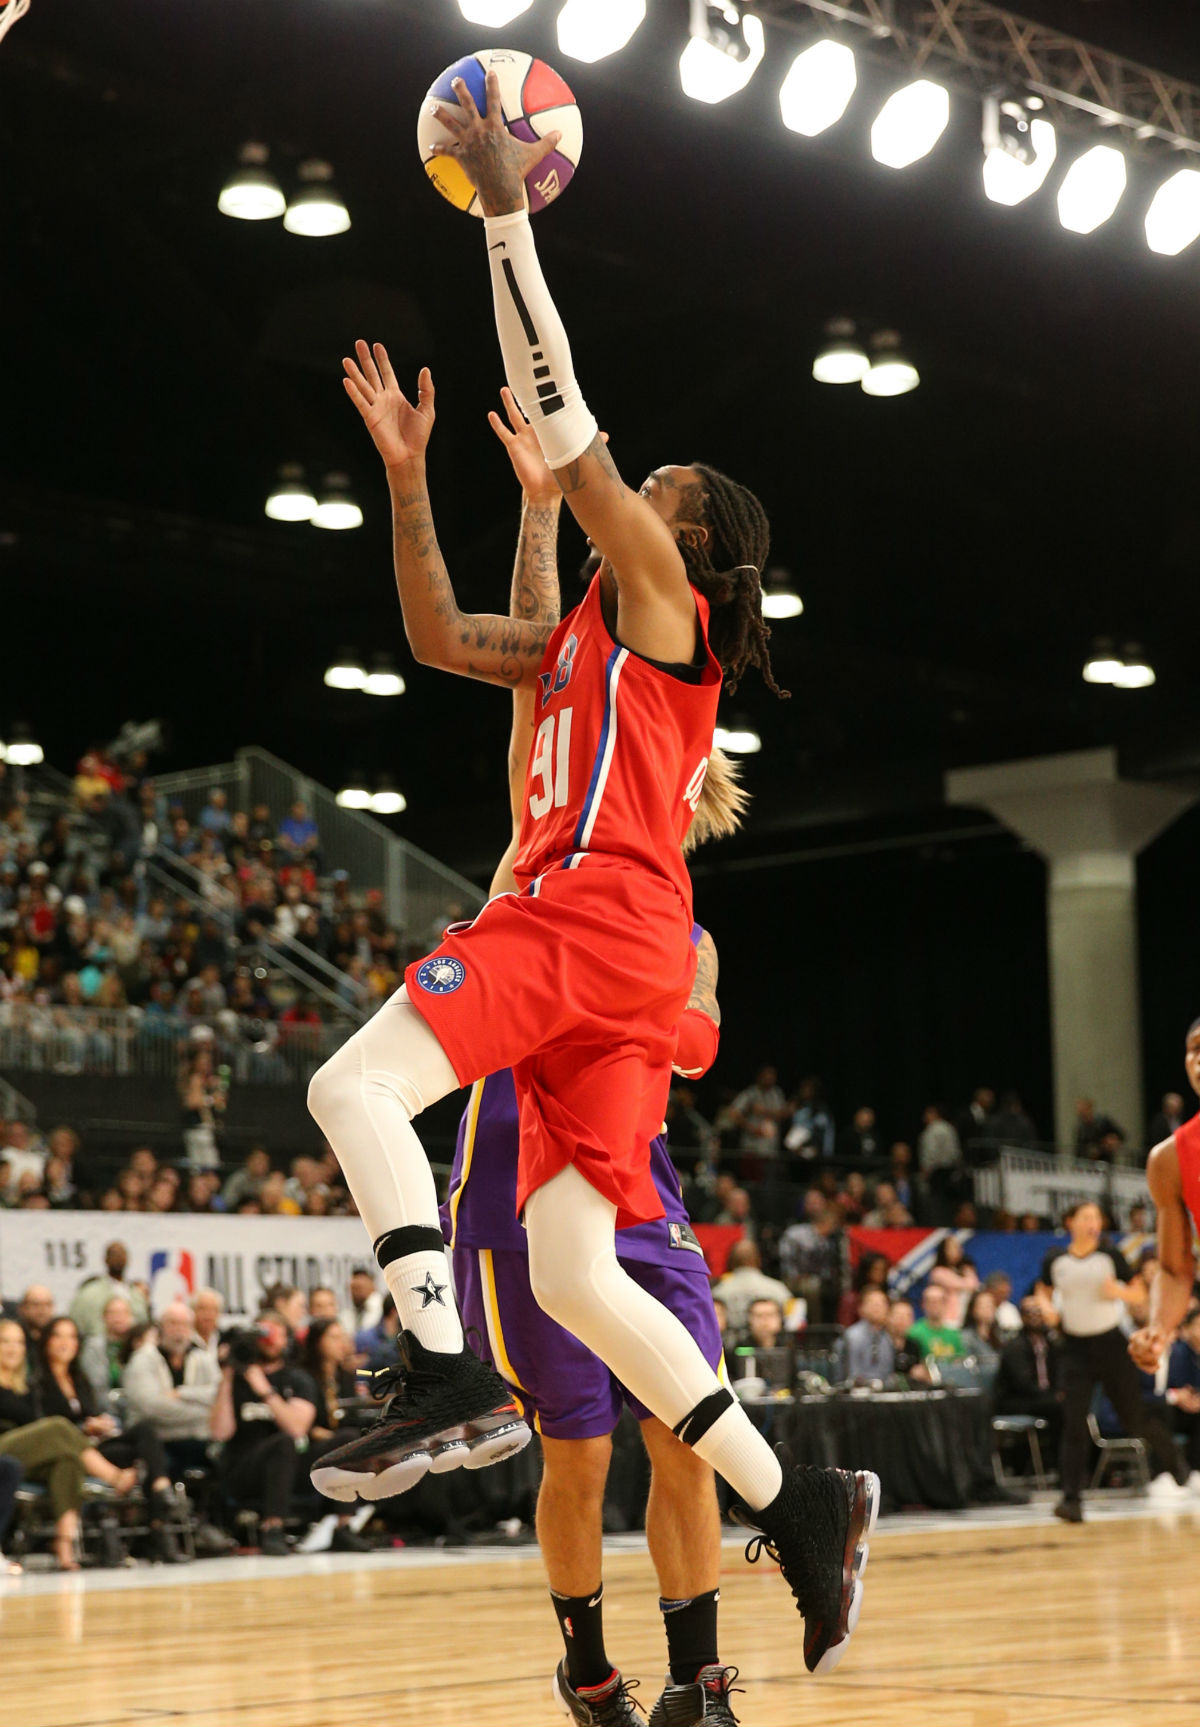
[[403, 856, 696, 1229]]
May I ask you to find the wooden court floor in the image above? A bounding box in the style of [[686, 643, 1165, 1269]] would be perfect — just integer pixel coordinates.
[[6, 1507, 1200, 1727]]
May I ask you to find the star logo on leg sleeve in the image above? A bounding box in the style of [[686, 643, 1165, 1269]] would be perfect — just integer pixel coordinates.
[[412, 1270, 447, 1309]]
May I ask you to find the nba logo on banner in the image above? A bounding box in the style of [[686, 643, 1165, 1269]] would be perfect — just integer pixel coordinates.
[[416, 957, 466, 995], [149, 1249, 196, 1311]]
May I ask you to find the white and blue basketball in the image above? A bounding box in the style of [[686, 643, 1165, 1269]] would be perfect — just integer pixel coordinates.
[[417, 48, 583, 217]]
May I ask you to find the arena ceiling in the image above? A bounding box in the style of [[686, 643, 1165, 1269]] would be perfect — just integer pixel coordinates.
[[4, 0, 1200, 881]]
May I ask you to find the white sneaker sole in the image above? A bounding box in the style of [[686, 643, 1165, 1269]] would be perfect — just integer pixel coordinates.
[[812, 1469, 881, 1676]]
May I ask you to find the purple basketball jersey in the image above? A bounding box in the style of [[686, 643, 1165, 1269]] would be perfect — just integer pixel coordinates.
[[443, 1067, 708, 1273]]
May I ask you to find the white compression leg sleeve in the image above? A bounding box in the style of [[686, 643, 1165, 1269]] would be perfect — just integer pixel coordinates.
[[307, 987, 464, 1352], [525, 1166, 784, 1511], [484, 209, 598, 469]]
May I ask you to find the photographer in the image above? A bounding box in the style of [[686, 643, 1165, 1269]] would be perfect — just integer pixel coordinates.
[[209, 1317, 316, 1556]]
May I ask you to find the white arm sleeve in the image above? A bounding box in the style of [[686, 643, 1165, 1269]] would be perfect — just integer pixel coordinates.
[[483, 209, 598, 470]]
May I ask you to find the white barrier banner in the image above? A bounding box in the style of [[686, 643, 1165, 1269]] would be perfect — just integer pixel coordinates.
[[974, 1149, 1151, 1225], [0, 1211, 381, 1320]]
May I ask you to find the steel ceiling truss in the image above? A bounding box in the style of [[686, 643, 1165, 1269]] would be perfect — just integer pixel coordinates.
[[755, 0, 1200, 154]]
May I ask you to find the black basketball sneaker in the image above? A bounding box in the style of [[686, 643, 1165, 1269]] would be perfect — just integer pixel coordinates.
[[553, 1662, 644, 1725], [309, 1331, 531, 1502], [648, 1664, 742, 1725], [732, 1447, 880, 1675]]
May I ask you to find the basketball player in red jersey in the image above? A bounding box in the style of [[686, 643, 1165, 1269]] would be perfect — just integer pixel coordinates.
[[1130, 1017, 1200, 1373], [308, 72, 879, 1676]]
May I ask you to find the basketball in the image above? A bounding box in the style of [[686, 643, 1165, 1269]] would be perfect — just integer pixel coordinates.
[[417, 48, 583, 217]]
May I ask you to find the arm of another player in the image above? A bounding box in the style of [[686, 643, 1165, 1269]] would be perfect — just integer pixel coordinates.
[[488, 392, 563, 899], [674, 931, 720, 1079], [1130, 1139, 1197, 1369], [342, 342, 553, 689], [432, 72, 698, 662]]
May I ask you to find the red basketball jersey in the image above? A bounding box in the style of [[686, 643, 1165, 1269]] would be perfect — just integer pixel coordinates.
[[513, 575, 721, 913], [1175, 1112, 1200, 1237]]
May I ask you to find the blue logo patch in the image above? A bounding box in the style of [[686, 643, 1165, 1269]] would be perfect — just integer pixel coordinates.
[[415, 956, 466, 995]]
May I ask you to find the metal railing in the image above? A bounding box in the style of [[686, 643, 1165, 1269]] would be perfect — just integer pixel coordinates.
[[973, 1147, 1151, 1222], [152, 745, 484, 937], [0, 1004, 346, 1087], [0, 1077, 37, 1124]]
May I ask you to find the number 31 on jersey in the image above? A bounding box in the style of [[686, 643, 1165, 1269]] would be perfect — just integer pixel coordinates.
[[529, 708, 573, 819]]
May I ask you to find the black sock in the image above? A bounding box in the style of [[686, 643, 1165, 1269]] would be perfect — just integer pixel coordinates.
[[551, 1585, 611, 1690], [661, 1589, 720, 1685]]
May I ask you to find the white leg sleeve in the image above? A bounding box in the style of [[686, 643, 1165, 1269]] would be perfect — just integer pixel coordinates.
[[525, 1165, 783, 1509], [484, 209, 598, 469], [307, 987, 465, 1351]]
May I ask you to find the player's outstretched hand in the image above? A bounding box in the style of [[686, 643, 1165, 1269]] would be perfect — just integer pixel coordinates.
[[343, 341, 435, 470], [1129, 1326, 1167, 1371], [431, 67, 560, 218], [488, 386, 558, 504]]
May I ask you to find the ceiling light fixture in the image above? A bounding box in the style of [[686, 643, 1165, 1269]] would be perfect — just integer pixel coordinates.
[[861, 330, 920, 397], [1110, 644, 1156, 689], [713, 720, 762, 755], [4, 723, 44, 767], [369, 777, 408, 816], [760, 569, 804, 620], [310, 474, 363, 531], [812, 317, 870, 385], [362, 655, 406, 698], [982, 96, 1057, 206], [1056, 144, 1127, 234], [457, 0, 534, 23], [283, 160, 351, 238], [336, 773, 372, 810], [1145, 167, 1200, 256], [680, 0, 766, 105], [1082, 638, 1123, 684], [779, 39, 857, 138], [218, 143, 287, 222], [870, 79, 950, 170], [324, 651, 367, 692], [557, 0, 645, 63], [265, 464, 318, 523]]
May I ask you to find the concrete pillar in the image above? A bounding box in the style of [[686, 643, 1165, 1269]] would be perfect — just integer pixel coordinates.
[[946, 748, 1196, 1153]]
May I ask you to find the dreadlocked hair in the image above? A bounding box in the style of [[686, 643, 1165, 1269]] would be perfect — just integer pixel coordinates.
[[683, 746, 749, 855], [678, 463, 788, 699]]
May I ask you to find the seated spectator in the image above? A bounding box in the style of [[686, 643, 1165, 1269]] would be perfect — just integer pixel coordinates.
[[729, 1298, 793, 1392], [778, 1201, 843, 1323], [122, 1302, 219, 1472], [885, 1298, 931, 1384], [783, 1077, 835, 1160], [834, 1288, 894, 1384], [0, 1317, 138, 1570], [711, 1241, 794, 1335], [837, 1252, 890, 1329], [146, 1169, 182, 1214], [183, 963, 227, 1018], [712, 1185, 757, 1241], [341, 1267, 384, 1340], [81, 1295, 135, 1409], [18, 1284, 56, 1349], [928, 1235, 979, 1327], [994, 1296, 1063, 1454], [284, 1155, 327, 1210], [355, 1294, 399, 1372], [258, 1170, 302, 1216], [69, 1240, 149, 1337], [308, 1287, 340, 1323], [836, 1171, 868, 1224], [907, 1284, 965, 1364], [960, 1290, 1001, 1371], [186, 1170, 223, 1213], [260, 1283, 308, 1342], [861, 1181, 912, 1229], [222, 1145, 271, 1212], [841, 1105, 880, 1162], [191, 1289, 224, 1358], [984, 1271, 1022, 1340], [36, 1316, 183, 1561], [209, 1316, 319, 1556], [277, 800, 320, 864], [198, 788, 233, 838], [1166, 1305, 1200, 1475], [297, 1319, 372, 1553]]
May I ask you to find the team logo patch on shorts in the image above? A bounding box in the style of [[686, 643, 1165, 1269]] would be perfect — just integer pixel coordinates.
[[415, 957, 466, 995]]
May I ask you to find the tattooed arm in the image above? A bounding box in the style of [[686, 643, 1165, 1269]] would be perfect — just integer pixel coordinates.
[[343, 341, 551, 689], [687, 930, 720, 1027]]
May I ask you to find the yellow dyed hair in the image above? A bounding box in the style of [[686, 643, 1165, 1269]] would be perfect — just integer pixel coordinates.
[[683, 747, 749, 854]]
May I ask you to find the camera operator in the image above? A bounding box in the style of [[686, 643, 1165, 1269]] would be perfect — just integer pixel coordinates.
[[210, 1317, 316, 1556]]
